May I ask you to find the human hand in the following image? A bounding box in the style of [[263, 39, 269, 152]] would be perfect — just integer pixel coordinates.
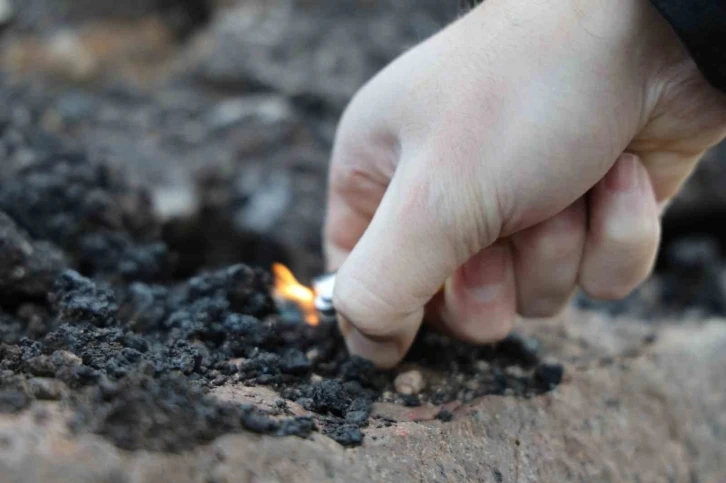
[[324, 0, 726, 368]]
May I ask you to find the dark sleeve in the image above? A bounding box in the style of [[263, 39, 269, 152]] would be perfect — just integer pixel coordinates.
[[649, 0, 726, 92]]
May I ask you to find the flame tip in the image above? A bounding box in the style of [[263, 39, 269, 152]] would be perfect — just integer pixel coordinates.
[[272, 263, 319, 326]]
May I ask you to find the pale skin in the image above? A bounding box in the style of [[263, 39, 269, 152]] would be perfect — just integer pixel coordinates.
[[324, 0, 726, 368]]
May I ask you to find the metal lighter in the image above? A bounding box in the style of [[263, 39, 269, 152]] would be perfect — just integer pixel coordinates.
[[312, 272, 337, 323]]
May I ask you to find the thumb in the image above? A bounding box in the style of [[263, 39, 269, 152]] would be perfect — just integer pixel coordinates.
[[333, 158, 500, 368]]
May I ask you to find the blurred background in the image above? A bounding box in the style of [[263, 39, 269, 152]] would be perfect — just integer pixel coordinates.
[[0, 0, 724, 318]]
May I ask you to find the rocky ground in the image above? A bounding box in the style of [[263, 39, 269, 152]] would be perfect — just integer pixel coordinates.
[[1, 314, 724, 482], [0, 1, 724, 482]]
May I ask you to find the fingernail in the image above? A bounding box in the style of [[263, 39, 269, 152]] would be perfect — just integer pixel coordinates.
[[605, 154, 639, 192], [461, 245, 507, 303], [344, 323, 401, 369]]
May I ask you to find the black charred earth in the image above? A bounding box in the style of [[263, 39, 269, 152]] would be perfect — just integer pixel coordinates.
[[0, 86, 560, 452]]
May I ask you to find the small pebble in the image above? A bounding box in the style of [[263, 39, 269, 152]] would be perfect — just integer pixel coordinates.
[[327, 424, 363, 447], [534, 363, 564, 390], [394, 370, 425, 395], [280, 349, 311, 375], [436, 409, 453, 422]]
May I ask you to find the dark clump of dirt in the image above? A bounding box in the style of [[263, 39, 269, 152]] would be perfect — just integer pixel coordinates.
[[0, 259, 560, 450], [0, 212, 67, 307], [0, 83, 561, 452], [533, 363, 564, 391], [393, 330, 554, 406], [436, 409, 453, 422], [69, 370, 314, 452], [0, 151, 168, 283]]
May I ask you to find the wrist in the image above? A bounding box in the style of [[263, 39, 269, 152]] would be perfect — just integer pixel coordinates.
[[469, 0, 679, 67], [462, 0, 688, 110]]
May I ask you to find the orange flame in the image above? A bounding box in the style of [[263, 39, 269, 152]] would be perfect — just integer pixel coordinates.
[[272, 263, 318, 326]]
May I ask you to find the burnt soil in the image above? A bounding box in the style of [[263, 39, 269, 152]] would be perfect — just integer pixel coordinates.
[[0, 78, 562, 451]]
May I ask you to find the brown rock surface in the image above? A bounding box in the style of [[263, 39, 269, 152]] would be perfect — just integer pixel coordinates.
[[0, 310, 724, 482]]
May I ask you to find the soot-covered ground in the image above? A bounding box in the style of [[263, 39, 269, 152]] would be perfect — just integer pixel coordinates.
[[0, 80, 562, 451]]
